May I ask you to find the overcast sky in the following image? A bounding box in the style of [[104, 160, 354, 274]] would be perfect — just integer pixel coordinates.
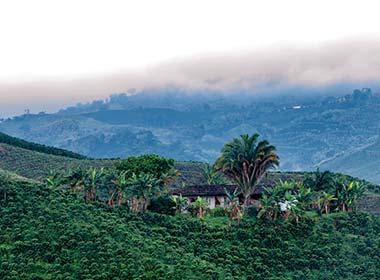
[[1, 0, 380, 116]]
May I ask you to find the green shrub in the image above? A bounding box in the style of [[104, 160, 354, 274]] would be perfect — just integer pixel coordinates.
[[147, 196, 176, 215], [244, 205, 259, 217], [209, 207, 227, 217]]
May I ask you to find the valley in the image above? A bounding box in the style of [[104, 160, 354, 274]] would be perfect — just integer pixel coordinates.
[[1, 88, 380, 183]]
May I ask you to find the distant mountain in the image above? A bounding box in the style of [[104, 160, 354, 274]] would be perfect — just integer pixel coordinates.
[[1, 88, 380, 183]]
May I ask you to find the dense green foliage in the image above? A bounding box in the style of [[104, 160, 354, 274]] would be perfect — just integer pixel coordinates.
[[0, 132, 86, 159], [0, 170, 379, 279], [116, 154, 175, 179]]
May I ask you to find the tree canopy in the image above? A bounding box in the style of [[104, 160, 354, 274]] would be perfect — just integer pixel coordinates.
[[116, 154, 175, 179], [215, 134, 279, 205]]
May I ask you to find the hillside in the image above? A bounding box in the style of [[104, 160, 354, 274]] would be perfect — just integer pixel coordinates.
[[0, 141, 299, 186], [0, 143, 114, 180], [1, 89, 380, 184], [0, 131, 86, 159], [1, 171, 379, 279], [1, 130, 379, 216], [319, 139, 380, 184]]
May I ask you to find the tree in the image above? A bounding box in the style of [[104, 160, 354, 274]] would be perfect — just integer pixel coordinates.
[[215, 134, 279, 207], [65, 168, 86, 192], [257, 194, 278, 221], [110, 171, 129, 206], [304, 169, 334, 192], [83, 168, 104, 202], [258, 181, 309, 222], [116, 154, 175, 180], [225, 188, 243, 223], [280, 191, 302, 223], [316, 192, 337, 214], [171, 194, 188, 214], [334, 179, 365, 212], [190, 197, 208, 219], [202, 164, 227, 185], [126, 173, 163, 212]]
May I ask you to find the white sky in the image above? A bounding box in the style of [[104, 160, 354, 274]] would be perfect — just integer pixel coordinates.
[[1, 0, 380, 117], [1, 0, 380, 82]]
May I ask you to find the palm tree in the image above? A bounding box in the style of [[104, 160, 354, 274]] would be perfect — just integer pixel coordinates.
[[258, 182, 307, 222], [304, 168, 334, 192], [202, 164, 227, 185], [171, 194, 188, 214], [215, 134, 279, 207], [347, 181, 366, 211], [161, 169, 180, 186], [280, 191, 300, 222]]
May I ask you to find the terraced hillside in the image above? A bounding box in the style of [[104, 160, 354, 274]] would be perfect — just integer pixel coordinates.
[[0, 131, 86, 159], [0, 141, 204, 184], [0, 143, 114, 180], [1, 132, 379, 215], [0, 140, 304, 187], [319, 139, 380, 184]]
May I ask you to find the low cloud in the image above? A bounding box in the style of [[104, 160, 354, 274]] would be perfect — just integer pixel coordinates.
[[1, 37, 380, 116]]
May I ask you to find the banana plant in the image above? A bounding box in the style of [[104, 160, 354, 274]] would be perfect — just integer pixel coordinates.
[[83, 168, 104, 202], [191, 197, 208, 219], [127, 173, 162, 212], [225, 188, 243, 223], [316, 192, 337, 214], [45, 171, 63, 188], [171, 194, 188, 214], [110, 171, 129, 206]]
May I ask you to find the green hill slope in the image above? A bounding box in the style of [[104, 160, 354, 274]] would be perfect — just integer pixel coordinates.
[[0, 141, 204, 184], [0, 131, 114, 180], [0, 143, 114, 180], [0, 131, 86, 159], [0, 173, 379, 279]]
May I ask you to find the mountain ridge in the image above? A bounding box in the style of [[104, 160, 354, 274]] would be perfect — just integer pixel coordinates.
[[1, 88, 380, 183]]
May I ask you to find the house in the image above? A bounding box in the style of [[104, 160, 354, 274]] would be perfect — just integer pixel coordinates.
[[171, 172, 304, 209], [171, 184, 264, 209]]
